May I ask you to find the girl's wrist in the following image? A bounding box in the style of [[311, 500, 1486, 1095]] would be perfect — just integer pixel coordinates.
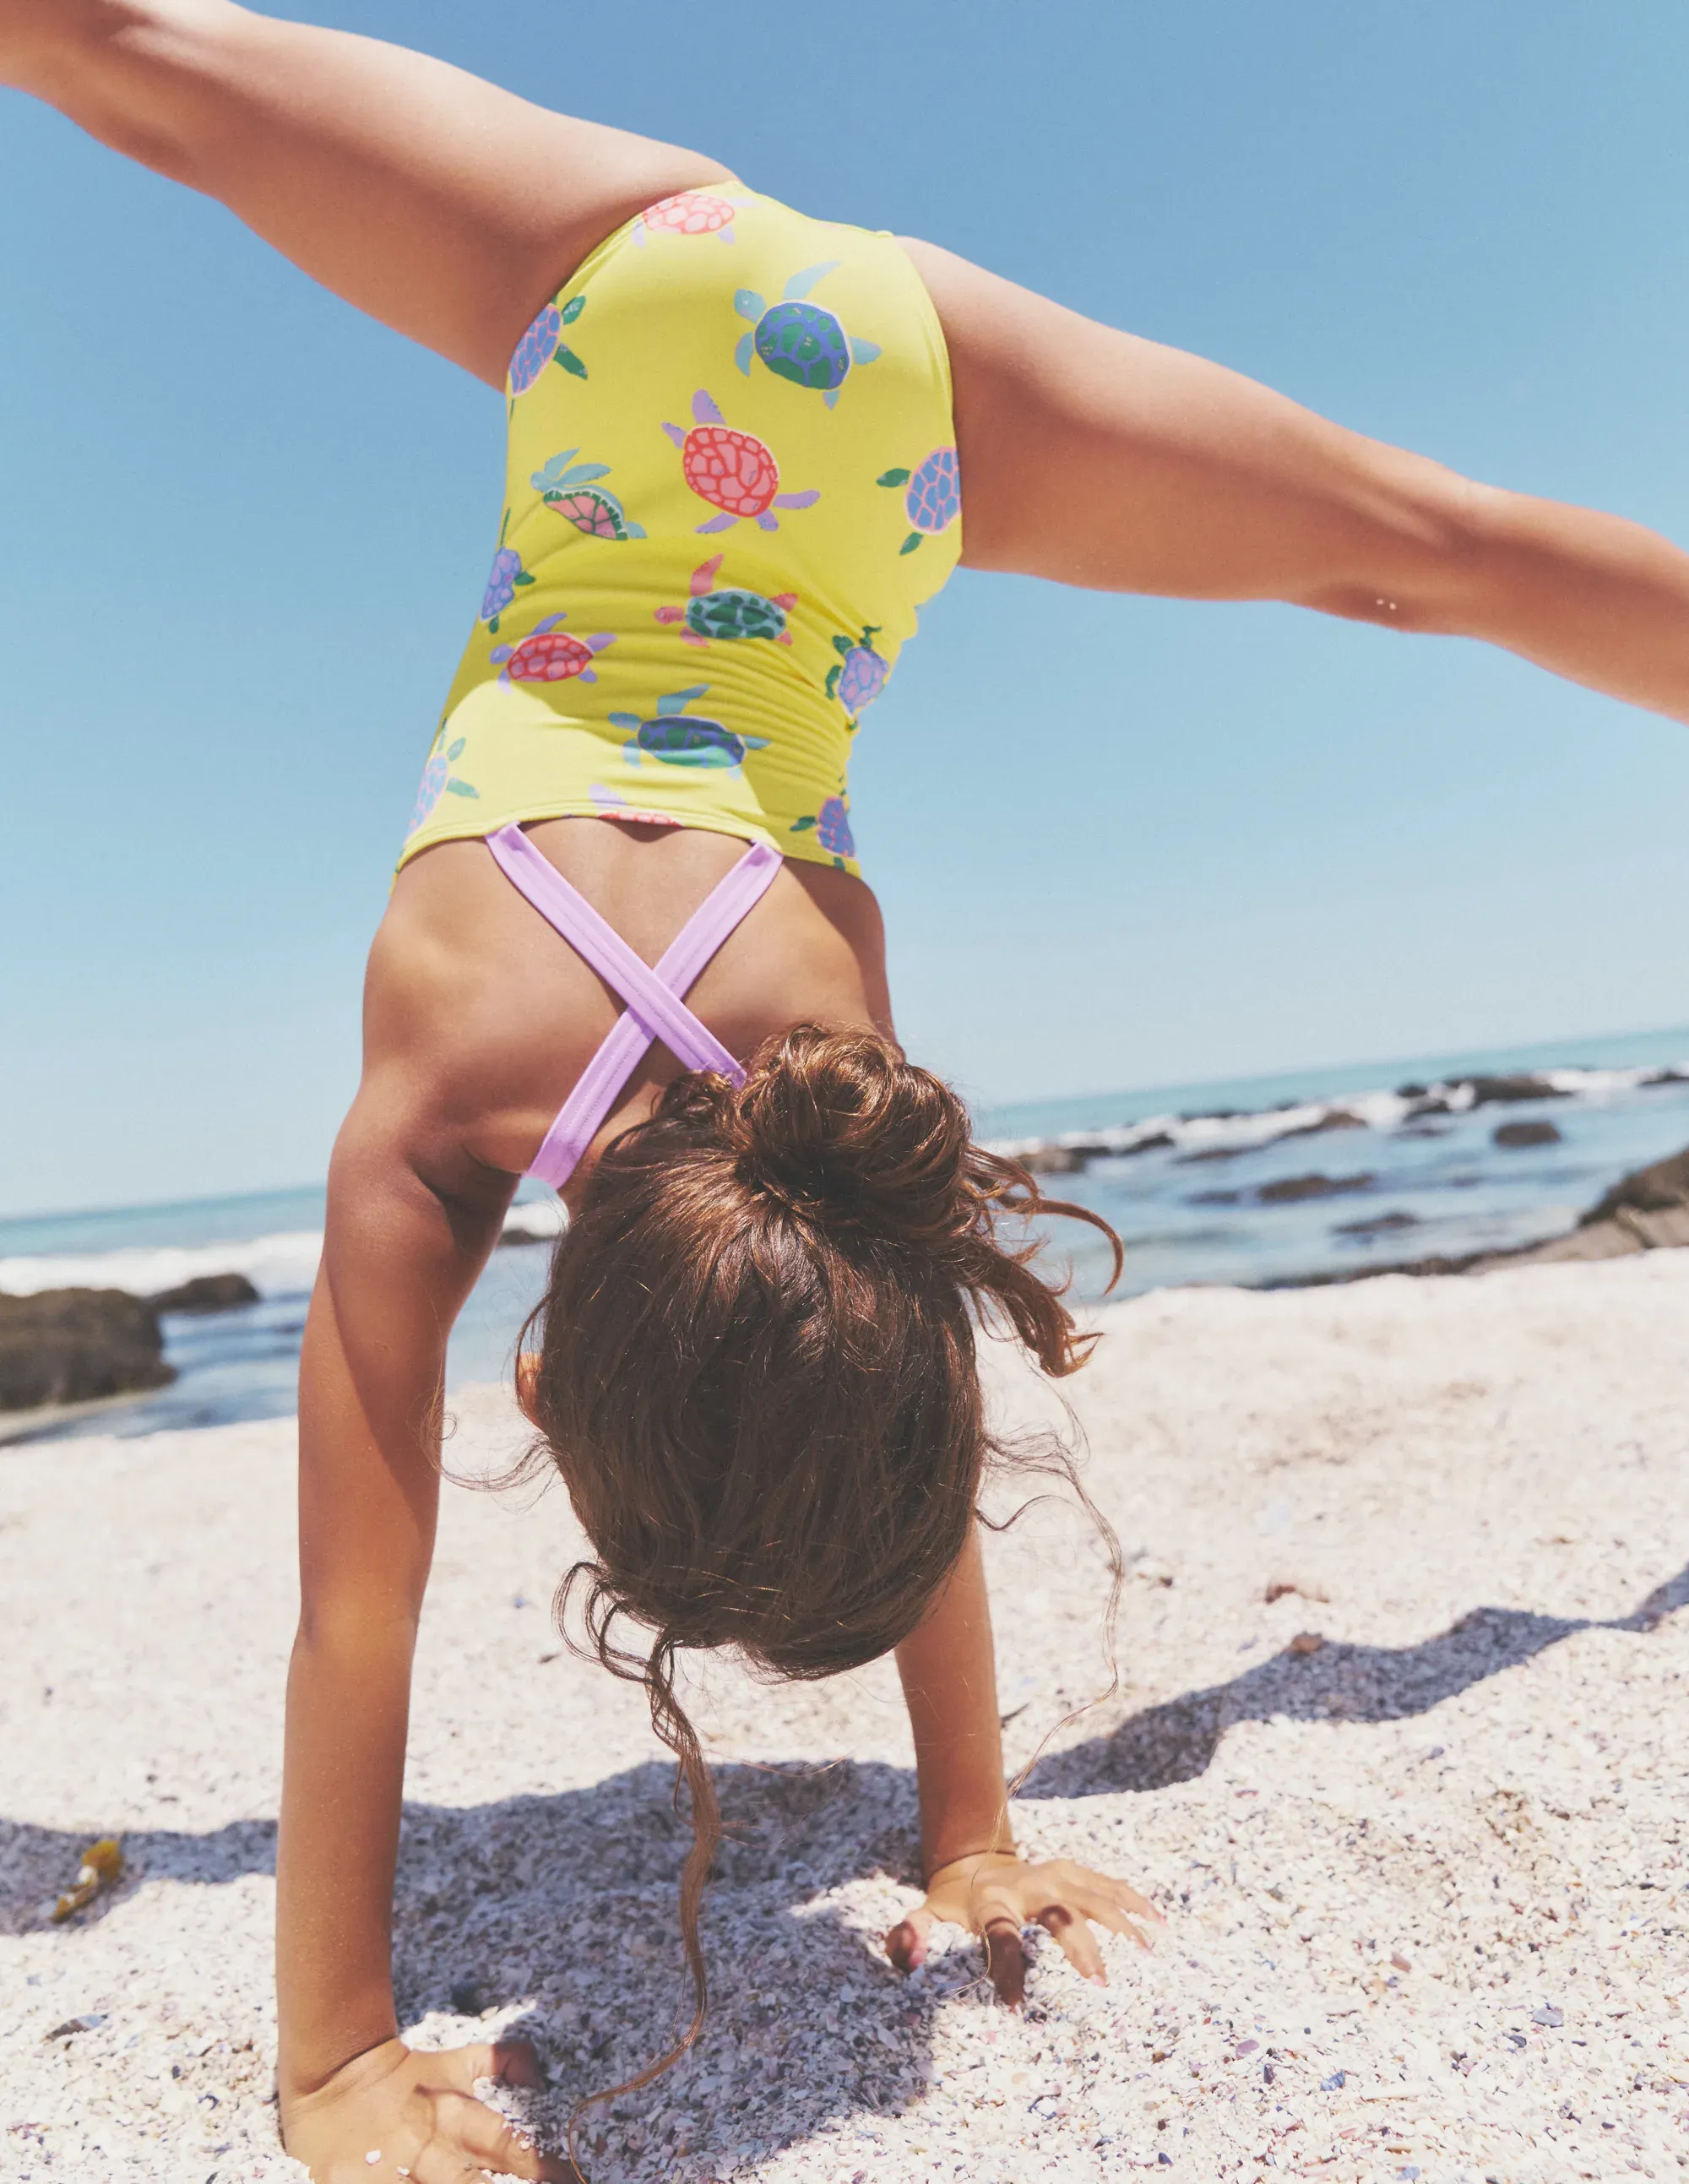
[[924, 1843, 1019, 1888]]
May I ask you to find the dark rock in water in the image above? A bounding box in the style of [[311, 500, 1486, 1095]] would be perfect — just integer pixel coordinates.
[[1334, 1209, 1420, 1236], [1395, 1082, 1430, 1099], [1178, 1144, 1246, 1165], [1492, 1119, 1561, 1149], [1188, 1189, 1242, 1206], [0, 1288, 175, 1414], [1280, 1134, 1689, 1287], [1278, 1109, 1367, 1141], [1121, 1131, 1176, 1157], [150, 1271, 261, 1314], [1257, 1171, 1377, 1204], [1463, 1073, 1568, 1106], [1404, 1096, 1452, 1119]]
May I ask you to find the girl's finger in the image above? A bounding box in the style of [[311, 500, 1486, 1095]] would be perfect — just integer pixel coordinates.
[[1104, 1882, 1167, 1926], [437, 2039, 547, 2095], [1070, 1890, 1157, 1950], [980, 1914, 1028, 2007], [488, 2037, 550, 2089], [885, 1903, 936, 1974], [429, 2088, 573, 2182], [1033, 1901, 1107, 1985]]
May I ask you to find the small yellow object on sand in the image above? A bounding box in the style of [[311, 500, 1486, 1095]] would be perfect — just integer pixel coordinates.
[[51, 1837, 123, 1923]]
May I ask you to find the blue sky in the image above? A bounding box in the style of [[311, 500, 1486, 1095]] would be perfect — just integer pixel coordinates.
[[4, 0, 1689, 1214]]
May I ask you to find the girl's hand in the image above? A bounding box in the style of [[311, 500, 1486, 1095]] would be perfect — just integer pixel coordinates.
[[280, 2036, 573, 2183], [884, 1851, 1165, 2007]]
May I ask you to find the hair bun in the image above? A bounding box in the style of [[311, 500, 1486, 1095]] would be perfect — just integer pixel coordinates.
[[730, 1024, 972, 1245]]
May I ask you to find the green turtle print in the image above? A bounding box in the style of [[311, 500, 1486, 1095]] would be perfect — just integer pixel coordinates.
[[531, 448, 647, 540], [654, 555, 797, 648], [732, 261, 882, 406]]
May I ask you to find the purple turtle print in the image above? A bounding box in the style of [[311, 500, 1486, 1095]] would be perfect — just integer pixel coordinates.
[[408, 733, 480, 835], [876, 447, 961, 554], [790, 794, 855, 866], [481, 510, 535, 632], [507, 291, 589, 396], [825, 626, 888, 720]]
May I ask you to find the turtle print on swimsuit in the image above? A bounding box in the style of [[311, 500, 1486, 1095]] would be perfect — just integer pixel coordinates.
[[634, 188, 742, 244], [878, 446, 961, 553], [532, 449, 648, 541], [654, 556, 798, 647], [405, 187, 962, 882], [663, 388, 822, 535], [609, 686, 770, 772], [508, 292, 589, 394], [732, 260, 883, 405]]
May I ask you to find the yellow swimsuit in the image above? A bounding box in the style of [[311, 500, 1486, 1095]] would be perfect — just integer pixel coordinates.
[[399, 186, 963, 881]]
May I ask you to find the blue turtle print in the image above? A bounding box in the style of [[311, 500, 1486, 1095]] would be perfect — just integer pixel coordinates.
[[607, 685, 771, 772], [733, 263, 881, 407]]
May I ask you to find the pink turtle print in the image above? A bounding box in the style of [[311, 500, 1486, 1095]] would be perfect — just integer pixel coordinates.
[[633, 189, 741, 245], [662, 389, 821, 535], [489, 611, 616, 686]]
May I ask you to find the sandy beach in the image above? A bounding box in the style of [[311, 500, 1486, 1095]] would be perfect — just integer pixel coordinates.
[[4, 1252, 1688, 2182]]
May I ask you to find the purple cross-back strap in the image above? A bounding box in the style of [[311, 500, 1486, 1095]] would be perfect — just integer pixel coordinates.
[[486, 823, 783, 1188]]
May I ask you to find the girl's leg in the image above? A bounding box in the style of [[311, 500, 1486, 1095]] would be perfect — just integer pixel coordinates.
[[904, 236, 1689, 725], [8, 0, 730, 384]]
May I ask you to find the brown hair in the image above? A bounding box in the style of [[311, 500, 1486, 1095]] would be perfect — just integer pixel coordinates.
[[516, 1024, 1121, 2145]]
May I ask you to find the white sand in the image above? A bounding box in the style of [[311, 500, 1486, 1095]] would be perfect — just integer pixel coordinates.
[[4, 1254, 1688, 2182]]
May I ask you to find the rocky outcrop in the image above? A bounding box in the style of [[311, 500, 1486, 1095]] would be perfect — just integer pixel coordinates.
[[1257, 1171, 1377, 1204], [1291, 1138, 1689, 1286], [1492, 1119, 1561, 1149], [0, 1288, 176, 1414], [149, 1272, 260, 1314]]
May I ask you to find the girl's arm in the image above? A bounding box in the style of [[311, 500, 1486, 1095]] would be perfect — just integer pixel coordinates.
[[3, 0, 726, 385], [886, 1526, 1162, 2004], [276, 1099, 567, 2181], [907, 238, 1689, 728]]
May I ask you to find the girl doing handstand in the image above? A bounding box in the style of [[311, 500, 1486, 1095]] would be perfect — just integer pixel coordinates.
[[10, 7, 1689, 2178]]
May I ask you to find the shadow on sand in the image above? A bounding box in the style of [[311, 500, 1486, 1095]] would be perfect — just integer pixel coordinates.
[[3, 1557, 1684, 2168]]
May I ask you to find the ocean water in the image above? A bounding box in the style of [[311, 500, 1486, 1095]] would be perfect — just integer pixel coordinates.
[[4, 1025, 1688, 1446]]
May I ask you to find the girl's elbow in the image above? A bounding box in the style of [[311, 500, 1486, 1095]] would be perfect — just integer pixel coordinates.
[[1303, 472, 1513, 638]]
